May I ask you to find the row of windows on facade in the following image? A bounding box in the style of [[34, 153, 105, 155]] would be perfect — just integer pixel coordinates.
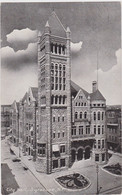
[[51, 96, 66, 105], [51, 83, 66, 90], [53, 115, 65, 122], [95, 153, 105, 162], [53, 131, 65, 139], [1, 121, 10, 127], [51, 63, 66, 71], [53, 158, 65, 169], [94, 139, 105, 149], [37, 144, 65, 156], [26, 136, 33, 145], [72, 125, 104, 136], [72, 126, 90, 135], [109, 135, 117, 142], [75, 102, 105, 107], [75, 102, 87, 107], [74, 111, 88, 120], [51, 63, 66, 91], [108, 128, 117, 134], [75, 111, 105, 120], [50, 43, 66, 55], [41, 96, 67, 105], [94, 125, 104, 134], [41, 95, 66, 105], [107, 112, 115, 118]]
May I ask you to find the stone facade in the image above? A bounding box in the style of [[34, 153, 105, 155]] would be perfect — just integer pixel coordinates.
[[1, 105, 12, 136], [106, 105, 121, 153], [10, 11, 109, 174], [11, 101, 19, 146]]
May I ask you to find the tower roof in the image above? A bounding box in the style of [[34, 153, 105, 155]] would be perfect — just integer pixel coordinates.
[[71, 80, 89, 98], [47, 11, 66, 37], [90, 89, 106, 101]]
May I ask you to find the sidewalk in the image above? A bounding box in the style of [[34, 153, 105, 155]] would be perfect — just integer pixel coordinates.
[[10, 144, 122, 195]]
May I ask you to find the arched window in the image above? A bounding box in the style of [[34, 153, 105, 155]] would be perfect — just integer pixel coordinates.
[[102, 139, 104, 148], [94, 112, 96, 120], [75, 112, 78, 119], [98, 112, 100, 120], [102, 125, 104, 134], [55, 43, 57, 54], [59, 96, 62, 104], [59, 44, 61, 54], [79, 102, 80, 106], [102, 112, 104, 120], [84, 102, 86, 106], [84, 112, 87, 119], [80, 112, 82, 119], [76, 102, 77, 106], [81, 102, 83, 106], [98, 126, 100, 134], [94, 125, 96, 134], [63, 96, 65, 104], [98, 140, 101, 149], [94, 140, 96, 148], [50, 43, 53, 53], [55, 96, 58, 104]]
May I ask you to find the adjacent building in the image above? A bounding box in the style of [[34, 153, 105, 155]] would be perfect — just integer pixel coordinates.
[[106, 105, 121, 153], [1, 105, 12, 136]]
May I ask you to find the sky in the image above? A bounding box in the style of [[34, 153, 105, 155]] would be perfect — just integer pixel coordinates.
[[1, 2, 121, 105]]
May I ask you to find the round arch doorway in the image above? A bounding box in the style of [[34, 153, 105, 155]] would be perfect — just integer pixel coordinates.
[[71, 149, 76, 163], [77, 148, 83, 161], [84, 147, 91, 160]]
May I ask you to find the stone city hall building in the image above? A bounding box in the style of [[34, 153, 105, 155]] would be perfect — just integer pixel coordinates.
[[11, 12, 108, 174]]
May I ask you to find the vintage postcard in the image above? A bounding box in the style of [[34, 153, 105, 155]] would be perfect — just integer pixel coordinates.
[[1, 1, 121, 195]]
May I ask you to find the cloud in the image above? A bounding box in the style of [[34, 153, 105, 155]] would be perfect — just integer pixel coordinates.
[[1, 66, 38, 104], [96, 48, 121, 105], [72, 48, 121, 105], [71, 41, 82, 53], [6, 28, 37, 50], [1, 43, 37, 70]]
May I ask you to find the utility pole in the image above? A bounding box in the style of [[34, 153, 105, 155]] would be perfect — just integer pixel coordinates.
[[96, 164, 99, 195], [96, 164, 102, 195]]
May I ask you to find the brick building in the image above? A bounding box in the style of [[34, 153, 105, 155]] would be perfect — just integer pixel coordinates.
[[1, 105, 12, 136], [11, 12, 108, 174], [106, 105, 121, 153], [11, 101, 19, 146]]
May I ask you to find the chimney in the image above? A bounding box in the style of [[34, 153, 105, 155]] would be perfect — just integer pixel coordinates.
[[92, 81, 97, 93]]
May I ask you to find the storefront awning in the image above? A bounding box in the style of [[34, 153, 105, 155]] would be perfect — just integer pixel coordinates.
[[52, 144, 59, 152]]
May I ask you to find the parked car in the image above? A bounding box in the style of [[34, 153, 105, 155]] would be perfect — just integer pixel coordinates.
[[23, 166, 28, 170], [10, 148, 15, 155], [12, 158, 21, 162], [1, 135, 5, 140]]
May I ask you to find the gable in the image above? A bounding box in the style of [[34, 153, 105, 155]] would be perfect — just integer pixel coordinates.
[[48, 12, 66, 37], [74, 89, 88, 107]]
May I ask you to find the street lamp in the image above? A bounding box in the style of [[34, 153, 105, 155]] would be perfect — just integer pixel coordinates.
[[96, 164, 102, 195]]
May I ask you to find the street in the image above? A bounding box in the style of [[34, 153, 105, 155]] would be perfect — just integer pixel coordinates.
[[1, 139, 122, 195], [1, 139, 52, 195]]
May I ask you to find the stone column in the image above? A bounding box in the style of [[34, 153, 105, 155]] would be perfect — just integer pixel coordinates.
[[83, 149, 85, 159], [75, 151, 78, 161]]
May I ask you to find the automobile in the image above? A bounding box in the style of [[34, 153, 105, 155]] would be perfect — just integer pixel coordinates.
[[1, 135, 5, 140], [10, 148, 15, 155], [23, 166, 28, 170], [12, 158, 21, 162]]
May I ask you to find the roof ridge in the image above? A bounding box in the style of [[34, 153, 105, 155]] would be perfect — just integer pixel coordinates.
[[71, 80, 89, 93], [50, 11, 66, 32]]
